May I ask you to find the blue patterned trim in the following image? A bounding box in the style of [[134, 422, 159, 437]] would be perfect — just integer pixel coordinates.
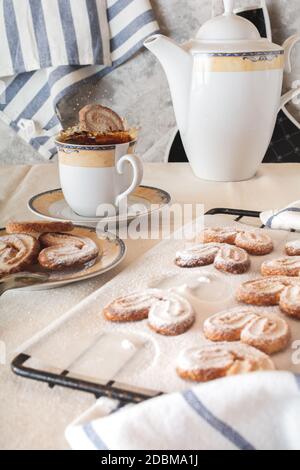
[[196, 50, 283, 58], [55, 140, 136, 152], [183, 390, 256, 450]]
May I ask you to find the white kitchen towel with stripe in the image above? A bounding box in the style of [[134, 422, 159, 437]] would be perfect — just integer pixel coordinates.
[[0, 0, 159, 159], [65, 371, 300, 451], [261, 200, 300, 231]]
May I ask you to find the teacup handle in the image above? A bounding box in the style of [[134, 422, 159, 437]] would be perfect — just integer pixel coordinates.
[[115, 154, 144, 207], [279, 34, 300, 110]]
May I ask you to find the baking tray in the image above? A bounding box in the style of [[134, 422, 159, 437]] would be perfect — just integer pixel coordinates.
[[11, 208, 300, 404]]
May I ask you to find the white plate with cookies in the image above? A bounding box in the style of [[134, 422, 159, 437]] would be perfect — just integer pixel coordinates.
[[0, 220, 126, 291]]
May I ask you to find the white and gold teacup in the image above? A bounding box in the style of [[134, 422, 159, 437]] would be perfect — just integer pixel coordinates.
[[56, 137, 143, 218]]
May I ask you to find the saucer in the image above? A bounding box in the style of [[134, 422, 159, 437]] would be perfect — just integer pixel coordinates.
[[28, 186, 171, 225], [0, 225, 126, 290]]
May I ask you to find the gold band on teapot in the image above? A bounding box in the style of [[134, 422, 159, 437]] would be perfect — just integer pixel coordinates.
[[195, 51, 284, 73]]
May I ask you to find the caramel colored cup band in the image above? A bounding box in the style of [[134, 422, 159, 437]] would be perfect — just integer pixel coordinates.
[[59, 151, 113, 168], [58, 146, 134, 168]]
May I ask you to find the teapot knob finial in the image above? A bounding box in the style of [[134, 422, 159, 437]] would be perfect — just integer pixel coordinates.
[[223, 0, 235, 15]]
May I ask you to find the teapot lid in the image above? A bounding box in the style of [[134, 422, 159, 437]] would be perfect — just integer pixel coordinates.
[[189, 0, 282, 53]]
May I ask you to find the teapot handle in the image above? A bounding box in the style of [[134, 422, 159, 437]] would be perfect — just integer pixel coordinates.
[[279, 34, 300, 110], [283, 34, 300, 73]]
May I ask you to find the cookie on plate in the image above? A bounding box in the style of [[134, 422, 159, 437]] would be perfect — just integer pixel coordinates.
[[38, 233, 99, 270], [0, 234, 40, 276], [6, 220, 73, 235]]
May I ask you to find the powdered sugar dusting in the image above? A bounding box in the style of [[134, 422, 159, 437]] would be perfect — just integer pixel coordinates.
[[204, 307, 257, 336], [286, 239, 300, 254], [39, 233, 99, 268], [176, 243, 220, 264], [242, 314, 289, 341], [18, 215, 300, 394], [280, 285, 300, 305], [148, 292, 195, 332], [215, 245, 249, 268]]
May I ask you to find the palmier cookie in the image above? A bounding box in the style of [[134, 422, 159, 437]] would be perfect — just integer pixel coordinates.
[[6, 220, 73, 235], [0, 234, 40, 276], [236, 276, 298, 306], [235, 231, 273, 256], [204, 308, 290, 354], [38, 233, 99, 270], [79, 104, 125, 133], [261, 257, 300, 277], [203, 307, 258, 342], [176, 342, 275, 382], [279, 285, 300, 319], [103, 289, 164, 322], [148, 292, 195, 336], [240, 314, 290, 355], [214, 245, 250, 274], [199, 227, 239, 245], [285, 240, 300, 256], [175, 243, 220, 268]]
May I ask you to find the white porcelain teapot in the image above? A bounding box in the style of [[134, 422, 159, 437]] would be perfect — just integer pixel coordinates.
[[144, 0, 300, 181]]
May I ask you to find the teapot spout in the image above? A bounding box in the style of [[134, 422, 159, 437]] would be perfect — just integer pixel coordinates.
[[144, 34, 192, 133]]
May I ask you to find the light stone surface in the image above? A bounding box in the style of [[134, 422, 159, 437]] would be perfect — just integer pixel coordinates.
[[0, 0, 299, 165]]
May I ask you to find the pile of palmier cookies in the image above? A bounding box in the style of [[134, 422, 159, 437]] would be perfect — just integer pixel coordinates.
[[103, 226, 300, 384], [0, 221, 100, 277]]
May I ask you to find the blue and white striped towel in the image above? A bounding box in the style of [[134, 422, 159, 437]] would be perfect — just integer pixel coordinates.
[[261, 201, 300, 231], [0, 0, 159, 159], [1, 0, 111, 76], [66, 371, 300, 451]]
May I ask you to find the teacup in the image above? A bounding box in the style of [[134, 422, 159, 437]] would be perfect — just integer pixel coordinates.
[[56, 137, 143, 217]]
